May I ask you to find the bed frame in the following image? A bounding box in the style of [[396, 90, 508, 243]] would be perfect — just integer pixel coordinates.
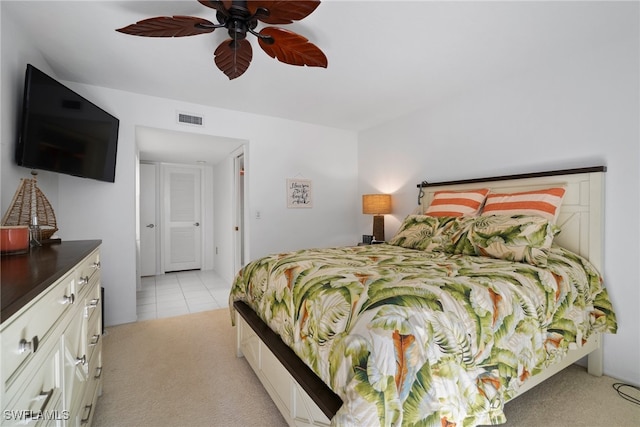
[[234, 166, 607, 426]]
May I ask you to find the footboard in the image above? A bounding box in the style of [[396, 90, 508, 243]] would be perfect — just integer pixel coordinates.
[[235, 301, 342, 427]]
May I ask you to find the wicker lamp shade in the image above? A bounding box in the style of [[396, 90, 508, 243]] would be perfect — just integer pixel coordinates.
[[362, 194, 392, 215], [362, 194, 391, 241], [1, 172, 58, 240]]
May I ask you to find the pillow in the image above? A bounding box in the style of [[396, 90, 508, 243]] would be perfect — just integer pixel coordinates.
[[438, 216, 477, 255], [388, 215, 444, 251], [481, 187, 566, 222], [425, 188, 490, 217], [468, 215, 560, 266]]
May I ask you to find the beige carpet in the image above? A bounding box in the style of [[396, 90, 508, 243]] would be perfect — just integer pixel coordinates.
[[93, 309, 287, 427], [93, 309, 639, 427]]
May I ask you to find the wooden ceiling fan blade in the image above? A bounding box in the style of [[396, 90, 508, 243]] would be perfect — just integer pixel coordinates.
[[116, 16, 216, 37], [258, 27, 327, 68], [214, 38, 253, 80], [197, 0, 232, 13], [248, 1, 321, 25]]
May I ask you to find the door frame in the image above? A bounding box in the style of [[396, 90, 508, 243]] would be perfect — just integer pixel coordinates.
[[232, 146, 248, 275]]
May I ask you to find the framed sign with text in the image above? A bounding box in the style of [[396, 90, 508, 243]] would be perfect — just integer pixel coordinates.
[[287, 178, 313, 208]]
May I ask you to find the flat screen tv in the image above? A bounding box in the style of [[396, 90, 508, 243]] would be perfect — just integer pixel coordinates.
[[16, 64, 119, 182]]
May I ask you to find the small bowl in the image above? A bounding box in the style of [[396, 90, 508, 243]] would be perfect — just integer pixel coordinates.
[[1, 226, 30, 254]]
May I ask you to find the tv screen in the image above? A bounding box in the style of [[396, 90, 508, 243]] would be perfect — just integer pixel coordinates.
[[16, 64, 119, 182]]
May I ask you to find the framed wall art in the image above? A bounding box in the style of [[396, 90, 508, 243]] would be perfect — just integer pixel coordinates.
[[287, 178, 313, 208]]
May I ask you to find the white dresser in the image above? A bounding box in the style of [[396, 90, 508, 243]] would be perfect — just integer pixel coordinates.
[[1, 240, 103, 426]]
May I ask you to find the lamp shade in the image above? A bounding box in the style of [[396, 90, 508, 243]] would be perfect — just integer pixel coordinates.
[[362, 194, 392, 215]]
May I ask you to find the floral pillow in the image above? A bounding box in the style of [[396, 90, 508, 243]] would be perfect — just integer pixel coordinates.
[[437, 216, 477, 255], [389, 215, 476, 253], [390, 214, 559, 265], [388, 215, 443, 251], [468, 214, 560, 266]]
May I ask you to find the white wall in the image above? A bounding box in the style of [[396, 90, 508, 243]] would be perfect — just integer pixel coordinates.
[[358, 30, 639, 384], [1, 14, 60, 217]]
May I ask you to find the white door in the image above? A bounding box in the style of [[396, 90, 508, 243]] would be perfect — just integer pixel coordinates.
[[140, 163, 158, 276], [163, 165, 202, 272]]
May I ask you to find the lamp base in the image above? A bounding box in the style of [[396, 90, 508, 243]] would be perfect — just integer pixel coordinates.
[[372, 215, 385, 241]]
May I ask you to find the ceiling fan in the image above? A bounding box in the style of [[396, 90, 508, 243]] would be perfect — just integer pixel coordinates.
[[116, 0, 327, 80]]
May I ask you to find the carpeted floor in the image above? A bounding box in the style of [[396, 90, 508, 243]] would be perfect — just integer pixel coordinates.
[[93, 309, 287, 427], [93, 309, 639, 427]]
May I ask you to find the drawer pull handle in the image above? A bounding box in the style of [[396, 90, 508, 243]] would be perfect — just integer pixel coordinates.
[[75, 355, 87, 366], [78, 275, 90, 286], [84, 298, 100, 318], [80, 403, 93, 424], [25, 389, 54, 420], [19, 336, 39, 354], [92, 261, 101, 269], [94, 366, 103, 379], [61, 293, 75, 305], [89, 334, 100, 346]]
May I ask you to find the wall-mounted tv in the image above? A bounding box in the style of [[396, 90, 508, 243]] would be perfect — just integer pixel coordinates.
[[15, 64, 119, 183]]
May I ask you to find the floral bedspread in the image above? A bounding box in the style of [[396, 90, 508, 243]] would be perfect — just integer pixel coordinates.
[[229, 244, 617, 426]]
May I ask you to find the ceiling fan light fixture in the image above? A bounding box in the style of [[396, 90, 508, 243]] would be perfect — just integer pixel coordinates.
[[116, 0, 327, 80]]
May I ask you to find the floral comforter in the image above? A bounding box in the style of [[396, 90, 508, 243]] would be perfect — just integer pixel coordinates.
[[229, 244, 617, 426]]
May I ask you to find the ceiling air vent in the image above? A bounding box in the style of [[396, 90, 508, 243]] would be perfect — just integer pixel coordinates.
[[177, 112, 204, 126]]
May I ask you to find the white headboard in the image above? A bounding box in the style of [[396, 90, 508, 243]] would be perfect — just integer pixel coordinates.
[[416, 167, 606, 271]]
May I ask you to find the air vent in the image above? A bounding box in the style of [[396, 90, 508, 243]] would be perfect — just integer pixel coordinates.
[[177, 112, 204, 126]]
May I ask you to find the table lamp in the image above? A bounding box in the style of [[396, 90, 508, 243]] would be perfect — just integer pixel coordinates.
[[362, 194, 392, 241]]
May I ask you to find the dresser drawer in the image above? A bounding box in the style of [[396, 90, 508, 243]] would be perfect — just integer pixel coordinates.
[[2, 344, 63, 426], [82, 282, 101, 323], [1, 273, 76, 389], [76, 251, 100, 295], [61, 314, 88, 415], [86, 308, 101, 365], [77, 345, 102, 427]]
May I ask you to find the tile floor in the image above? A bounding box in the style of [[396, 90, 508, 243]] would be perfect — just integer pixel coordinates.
[[136, 269, 231, 321]]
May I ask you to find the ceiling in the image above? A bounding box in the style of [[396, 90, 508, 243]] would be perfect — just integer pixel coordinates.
[[4, 1, 632, 163]]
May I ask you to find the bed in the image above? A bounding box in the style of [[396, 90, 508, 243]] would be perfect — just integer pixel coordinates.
[[229, 166, 617, 427]]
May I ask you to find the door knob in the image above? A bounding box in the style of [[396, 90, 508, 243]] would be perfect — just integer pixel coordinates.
[[194, 222, 200, 227], [146, 224, 154, 228]]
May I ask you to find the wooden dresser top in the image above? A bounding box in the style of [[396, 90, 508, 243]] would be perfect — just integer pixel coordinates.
[[1, 240, 101, 323]]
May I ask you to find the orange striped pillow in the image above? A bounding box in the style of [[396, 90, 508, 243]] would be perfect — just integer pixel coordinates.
[[481, 187, 566, 222], [425, 189, 490, 217]]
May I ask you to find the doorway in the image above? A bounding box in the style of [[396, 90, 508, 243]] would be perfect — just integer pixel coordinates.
[[135, 126, 249, 319]]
